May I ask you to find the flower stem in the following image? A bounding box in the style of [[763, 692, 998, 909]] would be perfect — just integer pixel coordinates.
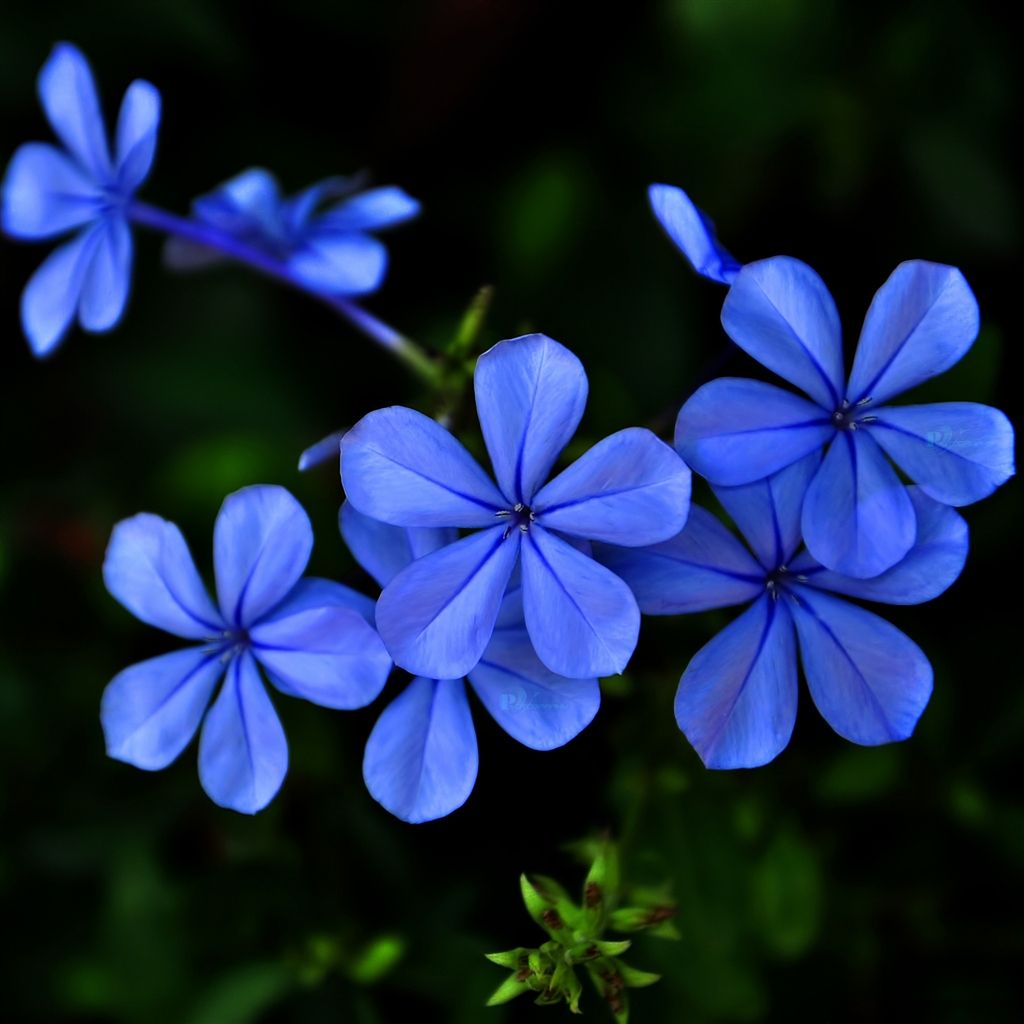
[[128, 200, 441, 387]]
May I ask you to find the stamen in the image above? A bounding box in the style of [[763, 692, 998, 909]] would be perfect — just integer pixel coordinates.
[[855, 396, 872, 406]]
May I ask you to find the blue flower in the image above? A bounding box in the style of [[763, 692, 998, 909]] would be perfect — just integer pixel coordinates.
[[341, 333, 693, 680], [2, 43, 160, 356], [101, 484, 391, 814], [341, 503, 600, 823], [674, 257, 1014, 578], [167, 168, 419, 296], [648, 183, 741, 285], [598, 453, 969, 768]]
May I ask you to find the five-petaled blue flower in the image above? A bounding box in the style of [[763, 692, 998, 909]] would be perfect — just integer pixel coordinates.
[[674, 257, 1014, 578], [599, 452, 969, 768], [167, 168, 420, 296], [102, 485, 391, 814], [2, 43, 161, 357], [340, 503, 600, 823], [340, 333, 693, 681]]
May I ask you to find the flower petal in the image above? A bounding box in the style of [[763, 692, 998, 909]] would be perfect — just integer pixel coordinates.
[[20, 227, 97, 357], [375, 526, 520, 678], [288, 231, 387, 295], [469, 628, 599, 749], [37, 43, 111, 179], [101, 647, 224, 770], [721, 257, 844, 408], [847, 261, 979, 406], [251, 603, 391, 710], [787, 586, 932, 745], [675, 595, 798, 769], [104, 512, 224, 638], [198, 651, 288, 814], [675, 377, 833, 485], [260, 575, 376, 624], [595, 504, 764, 614], [521, 526, 639, 678], [339, 501, 457, 588], [533, 428, 691, 546], [792, 487, 968, 606], [78, 216, 133, 332], [474, 333, 588, 505], [869, 402, 1015, 506], [341, 406, 506, 527], [2, 142, 99, 239], [648, 183, 741, 284], [115, 79, 161, 191], [318, 186, 421, 232], [712, 451, 822, 568], [213, 485, 313, 627], [363, 677, 478, 823], [802, 431, 916, 578], [297, 429, 344, 472], [193, 167, 281, 236]]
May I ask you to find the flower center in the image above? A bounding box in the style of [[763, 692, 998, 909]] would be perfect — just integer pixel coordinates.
[[831, 396, 877, 431], [215, 627, 251, 660], [495, 502, 535, 538], [765, 565, 790, 598]]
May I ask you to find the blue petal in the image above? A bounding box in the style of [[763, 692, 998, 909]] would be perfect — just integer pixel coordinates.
[[533, 428, 691, 545], [318, 186, 421, 232], [647, 183, 741, 284], [721, 257, 844, 408], [870, 402, 1015, 506], [78, 216, 133, 332], [198, 651, 288, 814], [341, 406, 506, 527], [791, 487, 968, 606], [20, 226, 97, 356], [847, 261, 980, 406], [469, 627, 599, 749], [375, 526, 520, 678], [474, 334, 588, 505], [675, 594, 798, 769], [713, 451, 822, 568], [363, 677, 478, 823], [261, 575, 377, 624], [213, 485, 313, 627], [339, 501, 457, 588], [521, 526, 639, 678], [279, 176, 354, 232], [595, 505, 764, 614], [802, 431, 916, 578], [2, 143, 99, 239], [37, 43, 111, 180], [675, 377, 833, 485], [104, 512, 224, 638], [297, 429, 344, 472], [193, 168, 281, 237], [288, 231, 387, 295], [251, 603, 391, 710], [786, 586, 932, 745], [114, 79, 161, 191], [101, 647, 224, 770]]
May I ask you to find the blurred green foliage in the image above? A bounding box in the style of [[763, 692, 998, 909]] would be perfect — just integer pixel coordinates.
[[0, 0, 1021, 1021]]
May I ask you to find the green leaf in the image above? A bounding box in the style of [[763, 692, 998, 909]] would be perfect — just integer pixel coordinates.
[[593, 940, 632, 958], [184, 963, 291, 1024], [587, 958, 629, 1023], [582, 839, 621, 932], [346, 935, 405, 985], [520, 874, 579, 939], [447, 285, 495, 359], [484, 948, 531, 969], [616, 962, 661, 989], [485, 975, 531, 1007]]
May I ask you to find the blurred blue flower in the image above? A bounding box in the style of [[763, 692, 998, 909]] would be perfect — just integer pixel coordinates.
[[341, 333, 692, 681], [648, 183, 741, 284], [2, 43, 160, 356], [167, 168, 419, 296], [102, 485, 391, 814], [341, 503, 599, 823], [675, 257, 1014, 578], [599, 453, 969, 768]]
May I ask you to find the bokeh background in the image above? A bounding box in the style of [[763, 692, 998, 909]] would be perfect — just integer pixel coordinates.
[[1, 1, 1021, 1020]]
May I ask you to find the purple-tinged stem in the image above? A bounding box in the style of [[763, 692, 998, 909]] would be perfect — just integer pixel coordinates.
[[128, 201, 441, 385]]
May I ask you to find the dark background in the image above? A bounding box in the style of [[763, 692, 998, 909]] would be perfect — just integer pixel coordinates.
[[1, 1, 1021, 1021]]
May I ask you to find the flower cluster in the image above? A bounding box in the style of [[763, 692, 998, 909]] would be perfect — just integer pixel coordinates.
[[3, 47, 1016, 816]]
